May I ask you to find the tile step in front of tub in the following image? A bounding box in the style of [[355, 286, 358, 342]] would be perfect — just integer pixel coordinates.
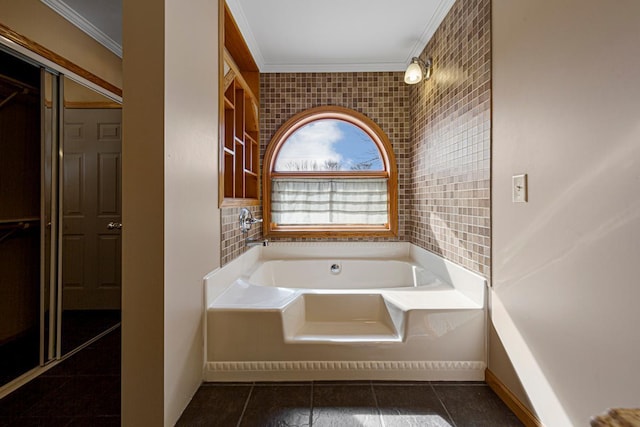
[[288, 320, 402, 343]]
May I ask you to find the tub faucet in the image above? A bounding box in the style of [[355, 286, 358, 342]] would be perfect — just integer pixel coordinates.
[[245, 237, 269, 247], [239, 207, 268, 247], [239, 207, 262, 233]]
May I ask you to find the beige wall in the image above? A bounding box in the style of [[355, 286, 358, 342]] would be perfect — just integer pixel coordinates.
[[0, 0, 121, 88], [63, 77, 118, 104], [492, 0, 640, 425], [488, 323, 534, 414], [122, 0, 220, 426], [121, 0, 165, 424], [163, 0, 219, 423]]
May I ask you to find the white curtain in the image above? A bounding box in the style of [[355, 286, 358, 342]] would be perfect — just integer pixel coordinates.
[[271, 178, 388, 225]]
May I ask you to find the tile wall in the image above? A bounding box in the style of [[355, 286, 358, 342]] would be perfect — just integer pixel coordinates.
[[220, 72, 410, 265], [260, 72, 411, 244], [221, 0, 491, 276], [408, 0, 491, 277], [220, 205, 261, 266]]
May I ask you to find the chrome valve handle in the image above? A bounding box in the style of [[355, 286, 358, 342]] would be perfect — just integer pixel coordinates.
[[239, 208, 262, 233]]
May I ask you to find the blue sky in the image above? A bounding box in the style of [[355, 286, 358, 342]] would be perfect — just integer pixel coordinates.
[[275, 119, 383, 171]]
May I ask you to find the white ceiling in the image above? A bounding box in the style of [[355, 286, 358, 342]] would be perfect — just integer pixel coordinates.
[[42, 0, 454, 73], [227, 0, 454, 72]]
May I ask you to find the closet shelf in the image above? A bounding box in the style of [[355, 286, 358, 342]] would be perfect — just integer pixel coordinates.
[[0, 219, 39, 244], [0, 217, 40, 225]]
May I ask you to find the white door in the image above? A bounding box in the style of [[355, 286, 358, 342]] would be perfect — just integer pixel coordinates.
[[62, 108, 122, 309]]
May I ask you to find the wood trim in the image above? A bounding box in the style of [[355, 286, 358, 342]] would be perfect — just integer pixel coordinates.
[[218, 0, 226, 207], [223, 49, 258, 104], [242, 71, 259, 102], [220, 198, 260, 208], [268, 228, 396, 240], [0, 23, 122, 97], [223, 4, 258, 73], [271, 171, 389, 179], [262, 105, 399, 238], [263, 106, 398, 175], [485, 369, 543, 427], [64, 101, 121, 109], [223, 68, 236, 91]]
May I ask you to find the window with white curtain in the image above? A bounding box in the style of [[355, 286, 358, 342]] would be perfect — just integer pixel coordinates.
[[263, 106, 398, 238], [272, 178, 388, 225]]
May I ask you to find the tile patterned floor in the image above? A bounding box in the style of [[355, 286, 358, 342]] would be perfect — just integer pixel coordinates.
[[177, 381, 524, 427], [0, 328, 120, 427], [0, 327, 523, 427]]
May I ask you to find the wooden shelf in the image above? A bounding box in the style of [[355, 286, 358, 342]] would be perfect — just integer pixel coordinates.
[[219, 29, 260, 205], [219, 0, 260, 206]]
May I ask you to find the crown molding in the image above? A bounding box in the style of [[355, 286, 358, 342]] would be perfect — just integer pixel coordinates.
[[260, 61, 407, 73], [406, 0, 454, 63], [41, 0, 122, 58]]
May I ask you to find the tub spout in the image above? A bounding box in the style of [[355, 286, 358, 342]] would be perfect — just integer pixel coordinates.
[[246, 237, 269, 247]]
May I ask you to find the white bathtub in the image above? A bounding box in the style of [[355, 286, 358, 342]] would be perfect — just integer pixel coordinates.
[[248, 259, 445, 289], [204, 242, 487, 382]]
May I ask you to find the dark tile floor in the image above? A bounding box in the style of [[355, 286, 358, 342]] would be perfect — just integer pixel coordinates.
[[0, 327, 39, 386], [60, 310, 121, 355], [0, 328, 120, 427], [177, 381, 523, 427], [1, 327, 522, 427]]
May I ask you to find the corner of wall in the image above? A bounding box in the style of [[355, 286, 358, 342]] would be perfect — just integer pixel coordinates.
[[488, 320, 536, 416]]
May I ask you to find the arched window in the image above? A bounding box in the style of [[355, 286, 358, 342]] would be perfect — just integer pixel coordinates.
[[263, 106, 398, 237]]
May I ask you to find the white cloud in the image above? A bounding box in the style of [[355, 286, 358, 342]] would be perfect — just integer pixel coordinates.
[[275, 120, 343, 171]]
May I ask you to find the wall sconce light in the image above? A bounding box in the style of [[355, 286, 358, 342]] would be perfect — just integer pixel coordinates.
[[404, 57, 432, 84]]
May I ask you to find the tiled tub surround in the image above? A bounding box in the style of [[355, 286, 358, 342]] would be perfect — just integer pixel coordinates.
[[222, 0, 492, 276], [260, 74, 410, 203], [205, 242, 487, 382], [220, 205, 262, 266], [260, 73, 409, 236], [408, 0, 492, 277], [221, 72, 410, 266]]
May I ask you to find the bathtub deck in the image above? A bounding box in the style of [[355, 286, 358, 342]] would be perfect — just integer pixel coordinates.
[[210, 281, 482, 311]]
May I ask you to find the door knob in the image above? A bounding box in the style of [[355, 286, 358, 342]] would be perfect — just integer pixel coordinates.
[[107, 222, 122, 230]]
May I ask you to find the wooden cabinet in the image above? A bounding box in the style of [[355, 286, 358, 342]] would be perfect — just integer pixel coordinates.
[[219, 0, 260, 207], [222, 58, 259, 201]]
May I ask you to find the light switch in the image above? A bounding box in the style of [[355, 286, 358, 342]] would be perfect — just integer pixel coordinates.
[[512, 174, 528, 203]]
